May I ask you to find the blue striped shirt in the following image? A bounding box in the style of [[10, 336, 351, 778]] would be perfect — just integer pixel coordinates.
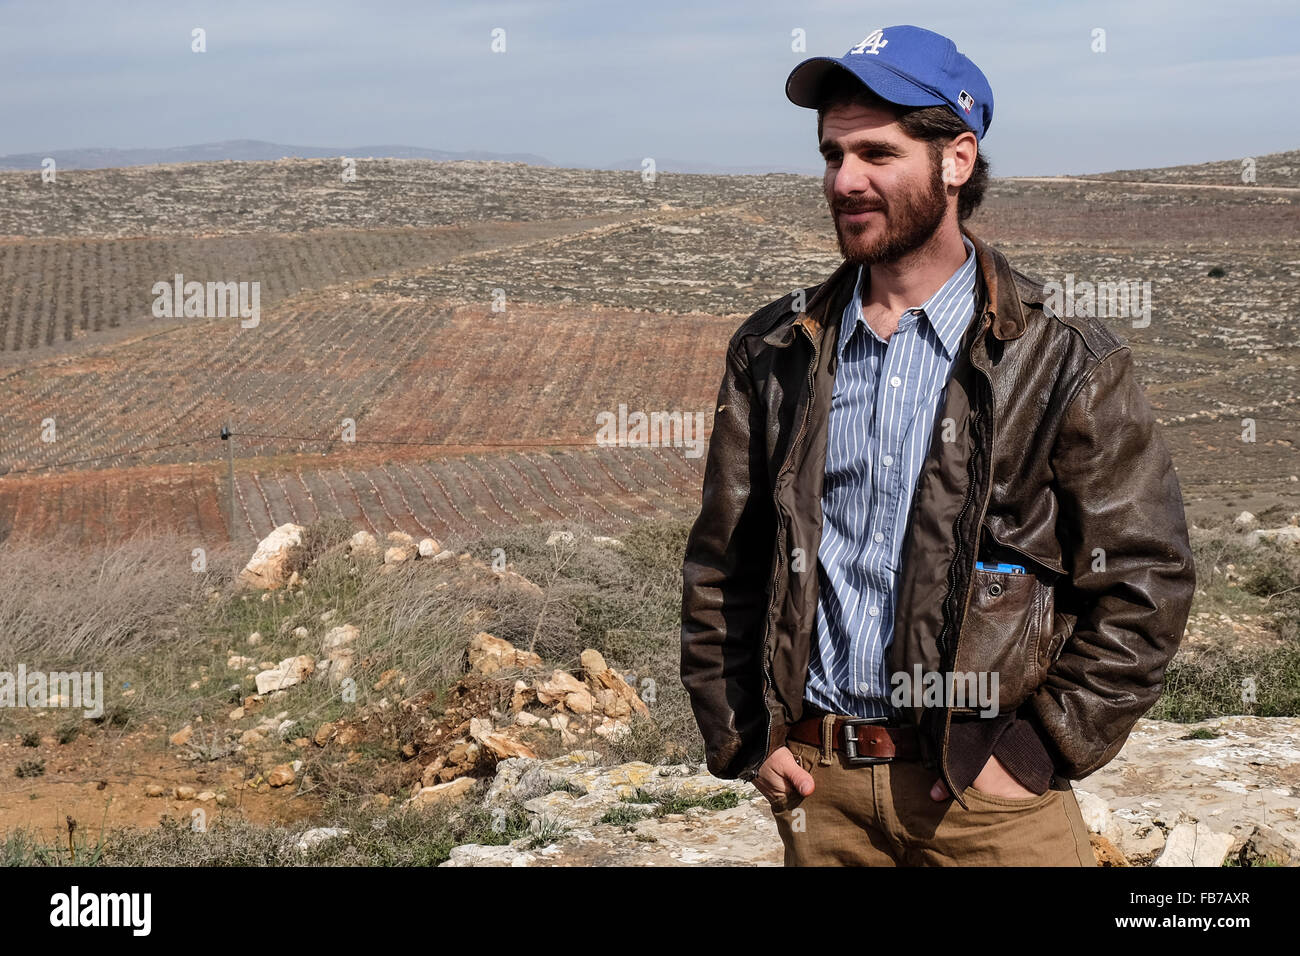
[[805, 234, 978, 718]]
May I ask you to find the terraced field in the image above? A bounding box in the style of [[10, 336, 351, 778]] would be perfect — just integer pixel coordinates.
[[0, 154, 1297, 545], [0, 215, 631, 359], [0, 446, 707, 546]]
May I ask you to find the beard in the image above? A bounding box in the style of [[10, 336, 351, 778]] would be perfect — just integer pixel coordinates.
[[831, 154, 948, 265]]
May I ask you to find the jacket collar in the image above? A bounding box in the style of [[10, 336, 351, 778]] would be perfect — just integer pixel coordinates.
[[761, 225, 1028, 348], [962, 224, 1029, 341]]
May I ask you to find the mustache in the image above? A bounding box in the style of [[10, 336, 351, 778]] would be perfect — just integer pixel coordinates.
[[834, 201, 886, 214]]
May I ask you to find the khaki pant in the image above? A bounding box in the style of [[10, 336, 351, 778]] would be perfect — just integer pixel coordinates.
[[770, 733, 1096, 866]]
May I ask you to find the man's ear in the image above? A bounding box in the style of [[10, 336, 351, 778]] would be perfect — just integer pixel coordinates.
[[941, 132, 978, 188]]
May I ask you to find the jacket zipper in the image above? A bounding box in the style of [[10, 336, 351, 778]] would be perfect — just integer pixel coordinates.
[[753, 319, 819, 777], [934, 313, 997, 802], [935, 316, 994, 666]]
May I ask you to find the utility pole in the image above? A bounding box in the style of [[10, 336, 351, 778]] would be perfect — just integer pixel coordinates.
[[221, 422, 235, 544]]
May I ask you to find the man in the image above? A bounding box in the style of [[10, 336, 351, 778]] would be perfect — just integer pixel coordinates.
[[679, 24, 1195, 866]]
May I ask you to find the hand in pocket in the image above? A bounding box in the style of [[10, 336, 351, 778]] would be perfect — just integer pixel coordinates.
[[755, 745, 814, 807]]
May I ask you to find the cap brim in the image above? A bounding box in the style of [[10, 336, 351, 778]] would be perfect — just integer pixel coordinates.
[[785, 57, 949, 111]]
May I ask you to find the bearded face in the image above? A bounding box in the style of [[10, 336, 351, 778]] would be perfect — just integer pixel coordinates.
[[829, 143, 948, 266]]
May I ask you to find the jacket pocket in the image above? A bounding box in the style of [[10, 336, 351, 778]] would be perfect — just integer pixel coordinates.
[[952, 566, 1054, 712]]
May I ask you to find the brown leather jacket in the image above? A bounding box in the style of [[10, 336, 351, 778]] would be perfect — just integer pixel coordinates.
[[679, 226, 1196, 808]]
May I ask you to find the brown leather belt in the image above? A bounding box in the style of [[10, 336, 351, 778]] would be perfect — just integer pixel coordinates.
[[786, 711, 921, 764]]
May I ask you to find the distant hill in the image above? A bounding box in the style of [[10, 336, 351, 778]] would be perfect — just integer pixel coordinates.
[[0, 138, 819, 176], [0, 139, 556, 171], [1081, 148, 1300, 187], [597, 157, 820, 176]]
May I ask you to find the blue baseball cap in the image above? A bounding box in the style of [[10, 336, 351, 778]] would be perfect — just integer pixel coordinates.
[[786, 25, 993, 140]]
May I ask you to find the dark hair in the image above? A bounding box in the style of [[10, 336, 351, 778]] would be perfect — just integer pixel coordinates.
[[815, 72, 990, 222]]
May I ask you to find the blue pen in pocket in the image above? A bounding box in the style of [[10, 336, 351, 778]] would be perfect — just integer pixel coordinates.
[[975, 561, 1025, 574]]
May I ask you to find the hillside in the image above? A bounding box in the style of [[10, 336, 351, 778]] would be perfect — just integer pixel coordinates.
[[0, 150, 1297, 867]]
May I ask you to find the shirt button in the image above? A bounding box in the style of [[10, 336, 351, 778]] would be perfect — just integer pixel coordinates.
[[873, 532, 884, 542], [890, 375, 902, 387], [868, 606, 879, 617], [858, 681, 871, 693], [881, 454, 893, 467]]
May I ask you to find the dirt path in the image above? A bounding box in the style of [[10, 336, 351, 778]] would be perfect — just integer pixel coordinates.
[[0, 722, 322, 842]]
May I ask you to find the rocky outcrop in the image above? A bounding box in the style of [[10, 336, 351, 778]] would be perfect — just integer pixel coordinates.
[[1225, 510, 1300, 548], [402, 639, 650, 788], [441, 751, 781, 866], [309, 629, 655, 798], [1074, 716, 1300, 866]]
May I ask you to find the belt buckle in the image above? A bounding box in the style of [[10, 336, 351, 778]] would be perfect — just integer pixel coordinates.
[[841, 716, 891, 766]]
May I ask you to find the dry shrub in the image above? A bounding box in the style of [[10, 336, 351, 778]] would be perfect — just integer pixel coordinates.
[[0, 531, 226, 666]]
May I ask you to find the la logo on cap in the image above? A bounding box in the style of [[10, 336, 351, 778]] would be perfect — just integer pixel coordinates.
[[849, 28, 888, 56]]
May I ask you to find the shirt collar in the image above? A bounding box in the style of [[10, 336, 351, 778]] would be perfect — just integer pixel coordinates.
[[840, 233, 978, 361]]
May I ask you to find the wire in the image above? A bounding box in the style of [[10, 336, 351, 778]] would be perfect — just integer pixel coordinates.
[[0, 436, 212, 476], [227, 431, 629, 449], [0, 428, 713, 478], [9, 410, 1293, 479]]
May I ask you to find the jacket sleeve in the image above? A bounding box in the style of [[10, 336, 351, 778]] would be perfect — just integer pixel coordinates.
[[1031, 345, 1196, 778], [680, 336, 778, 780]]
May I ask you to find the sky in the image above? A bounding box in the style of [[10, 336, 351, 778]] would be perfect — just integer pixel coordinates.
[[1, 0, 1296, 176]]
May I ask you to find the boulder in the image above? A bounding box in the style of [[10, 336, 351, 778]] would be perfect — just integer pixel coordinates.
[[468, 632, 543, 675], [1153, 821, 1235, 867], [321, 624, 359, 654], [411, 777, 477, 807], [581, 652, 649, 717], [296, 828, 349, 853], [255, 655, 315, 695], [535, 669, 588, 705], [348, 531, 380, 557], [565, 689, 595, 714], [1089, 834, 1129, 866], [496, 569, 545, 600], [1244, 526, 1300, 548], [238, 523, 305, 589]]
